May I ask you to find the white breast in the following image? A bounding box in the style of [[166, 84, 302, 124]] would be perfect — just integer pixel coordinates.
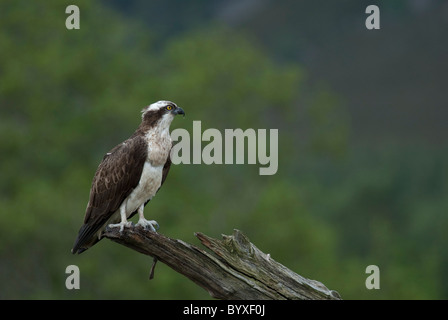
[[123, 126, 171, 217], [124, 160, 163, 216]]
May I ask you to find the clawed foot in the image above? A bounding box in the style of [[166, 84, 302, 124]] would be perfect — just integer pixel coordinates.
[[136, 219, 159, 232], [108, 221, 133, 233]]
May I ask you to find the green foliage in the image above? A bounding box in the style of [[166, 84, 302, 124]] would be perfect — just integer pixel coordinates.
[[0, 0, 446, 300]]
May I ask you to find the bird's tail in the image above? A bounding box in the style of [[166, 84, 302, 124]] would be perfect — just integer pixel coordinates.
[[71, 224, 101, 254]]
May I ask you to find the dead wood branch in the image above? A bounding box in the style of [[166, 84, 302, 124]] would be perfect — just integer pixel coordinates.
[[103, 226, 341, 300]]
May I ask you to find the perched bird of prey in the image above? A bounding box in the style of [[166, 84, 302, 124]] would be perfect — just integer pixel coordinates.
[[72, 101, 185, 254]]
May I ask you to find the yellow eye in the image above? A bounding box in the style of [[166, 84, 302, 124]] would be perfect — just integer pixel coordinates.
[[166, 105, 173, 111]]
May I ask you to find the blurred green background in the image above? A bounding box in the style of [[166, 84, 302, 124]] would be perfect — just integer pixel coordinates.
[[1, 0, 447, 299]]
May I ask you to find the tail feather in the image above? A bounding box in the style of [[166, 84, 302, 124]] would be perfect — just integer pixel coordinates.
[[71, 223, 101, 254]]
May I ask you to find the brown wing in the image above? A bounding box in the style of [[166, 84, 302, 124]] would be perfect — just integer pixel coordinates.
[[71, 136, 147, 254], [160, 152, 172, 188]]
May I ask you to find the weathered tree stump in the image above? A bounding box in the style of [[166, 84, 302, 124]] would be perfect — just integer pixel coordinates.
[[103, 226, 341, 300]]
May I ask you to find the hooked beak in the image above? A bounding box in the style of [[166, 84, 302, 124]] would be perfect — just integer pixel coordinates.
[[172, 107, 185, 117]]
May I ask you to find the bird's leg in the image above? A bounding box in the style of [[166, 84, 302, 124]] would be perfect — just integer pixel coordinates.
[[135, 204, 159, 232], [108, 203, 133, 232]]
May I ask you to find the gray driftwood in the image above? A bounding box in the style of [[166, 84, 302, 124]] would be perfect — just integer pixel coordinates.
[[103, 226, 341, 300]]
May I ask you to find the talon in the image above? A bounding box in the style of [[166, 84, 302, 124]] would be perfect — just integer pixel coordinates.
[[136, 219, 159, 232], [108, 221, 133, 233]]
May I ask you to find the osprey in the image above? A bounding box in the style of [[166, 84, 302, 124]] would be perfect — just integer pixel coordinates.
[[72, 100, 185, 254]]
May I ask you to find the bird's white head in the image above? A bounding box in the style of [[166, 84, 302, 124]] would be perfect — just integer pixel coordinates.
[[140, 100, 185, 131]]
